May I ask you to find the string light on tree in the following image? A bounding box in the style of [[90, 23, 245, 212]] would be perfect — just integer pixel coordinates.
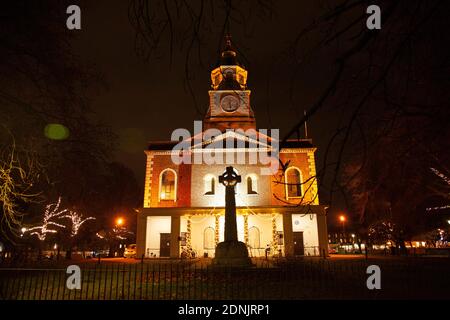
[[430, 167, 450, 185], [62, 211, 95, 237], [113, 227, 133, 239], [27, 197, 67, 240], [427, 168, 450, 212], [426, 205, 450, 212]]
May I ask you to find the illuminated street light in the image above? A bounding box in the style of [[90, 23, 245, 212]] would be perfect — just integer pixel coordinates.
[[447, 220, 450, 225], [21, 227, 27, 234], [339, 214, 347, 235], [116, 217, 124, 226]]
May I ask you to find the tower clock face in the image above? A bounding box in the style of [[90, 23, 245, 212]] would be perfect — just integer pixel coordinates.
[[220, 95, 239, 112]]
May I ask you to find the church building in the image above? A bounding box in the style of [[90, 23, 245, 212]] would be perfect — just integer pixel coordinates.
[[136, 39, 328, 259]]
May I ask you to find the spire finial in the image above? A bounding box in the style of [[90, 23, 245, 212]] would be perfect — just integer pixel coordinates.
[[220, 34, 237, 65], [304, 110, 309, 139], [225, 34, 232, 49]]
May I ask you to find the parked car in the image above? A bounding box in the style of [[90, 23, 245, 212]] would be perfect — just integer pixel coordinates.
[[328, 244, 339, 254], [124, 244, 137, 258], [92, 249, 109, 258]]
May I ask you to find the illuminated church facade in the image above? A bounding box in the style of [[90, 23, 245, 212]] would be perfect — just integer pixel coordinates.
[[136, 39, 328, 259]]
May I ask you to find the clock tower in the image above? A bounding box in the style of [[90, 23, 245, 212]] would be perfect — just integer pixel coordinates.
[[203, 36, 256, 131]]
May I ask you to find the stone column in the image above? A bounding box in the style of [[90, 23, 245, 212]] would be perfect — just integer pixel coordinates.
[[224, 185, 238, 241], [316, 207, 329, 257], [282, 213, 294, 257], [213, 166, 251, 267], [136, 214, 147, 258], [170, 216, 180, 258]]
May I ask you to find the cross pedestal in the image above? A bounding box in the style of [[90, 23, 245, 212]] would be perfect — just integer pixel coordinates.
[[212, 166, 252, 267]]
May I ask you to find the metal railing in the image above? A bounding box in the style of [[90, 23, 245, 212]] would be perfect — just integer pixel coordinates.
[[1, 257, 449, 300]]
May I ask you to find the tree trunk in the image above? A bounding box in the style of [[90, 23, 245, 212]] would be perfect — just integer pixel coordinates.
[[66, 247, 72, 260]]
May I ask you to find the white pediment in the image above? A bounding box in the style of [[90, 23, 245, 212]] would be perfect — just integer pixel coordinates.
[[189, 130, 275, 150]]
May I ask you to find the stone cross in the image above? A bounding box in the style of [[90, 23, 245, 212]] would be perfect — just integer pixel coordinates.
[[218, 166, 241, 242], [213, 167, 251, 267]]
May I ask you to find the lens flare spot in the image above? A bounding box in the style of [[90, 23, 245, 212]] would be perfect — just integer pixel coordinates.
[[44, 124, 70, 140]]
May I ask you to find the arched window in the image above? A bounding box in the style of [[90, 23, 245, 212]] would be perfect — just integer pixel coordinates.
[[203, 227, 215, 249], [159, 169, 177, 201], [246, 175, 258, 194], [204, 175, 215, 195], [248, 227, 260, 249], [285, 167, 302, 199]]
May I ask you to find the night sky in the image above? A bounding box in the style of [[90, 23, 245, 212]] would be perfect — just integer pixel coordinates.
[[59, 0, 390, 235], [71, 1, 355, 224]]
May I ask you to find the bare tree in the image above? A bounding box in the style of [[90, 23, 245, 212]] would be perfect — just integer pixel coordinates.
[[0, 1, 117, 242], [0, 129, 41, 240]]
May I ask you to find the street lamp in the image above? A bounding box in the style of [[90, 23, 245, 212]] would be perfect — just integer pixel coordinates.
[[115, 217, 124, 227], [114, 217, 126, 258], [339, 214, 346, 235]]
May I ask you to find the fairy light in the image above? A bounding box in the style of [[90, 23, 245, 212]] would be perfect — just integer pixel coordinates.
[[214, 214, 220, 245], [431, 168, 450, 185], [425, 168, 450, 211], [271, 214, 277, 255], [244, 214, 249, 246], [186, 215, 192, 254], [27, 197, 67, 240], [61, 211, 95, 237], [427, 168, 450, 212], [426, 205, 450, 212], [112, 227, 133, 240], [96, 227, 132, 242]]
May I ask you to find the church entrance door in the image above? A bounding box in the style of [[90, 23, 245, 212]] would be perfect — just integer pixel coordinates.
[[293, 232, 305, 256], [160, 233, 171, 257]]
